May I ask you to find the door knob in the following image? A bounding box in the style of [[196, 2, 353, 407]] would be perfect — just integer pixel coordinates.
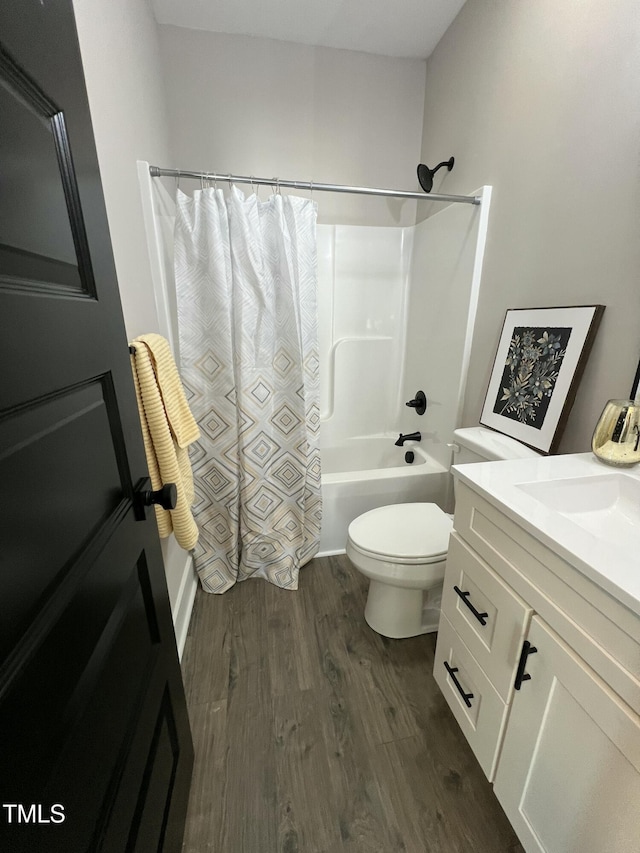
[[143, 483, 177, 510], [133, 478, 177, 521]]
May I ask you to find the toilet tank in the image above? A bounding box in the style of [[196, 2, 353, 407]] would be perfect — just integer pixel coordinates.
[[452, 426, 541, 465]]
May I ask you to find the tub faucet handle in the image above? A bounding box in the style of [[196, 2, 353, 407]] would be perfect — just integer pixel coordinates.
[[405, 390, 427, 416]]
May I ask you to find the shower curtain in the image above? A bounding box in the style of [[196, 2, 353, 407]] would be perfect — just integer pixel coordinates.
[[174, 186, 322, 593]]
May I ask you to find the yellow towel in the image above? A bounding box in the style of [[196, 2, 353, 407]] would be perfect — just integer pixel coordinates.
[[130, 333, 200, 550]]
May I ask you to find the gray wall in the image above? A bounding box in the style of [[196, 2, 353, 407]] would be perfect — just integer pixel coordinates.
[[157, 26, 427, 227], [420, 0, 640, 452]]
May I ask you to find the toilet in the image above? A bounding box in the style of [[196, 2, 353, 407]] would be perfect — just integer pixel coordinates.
[[346, 426, 540, 639]]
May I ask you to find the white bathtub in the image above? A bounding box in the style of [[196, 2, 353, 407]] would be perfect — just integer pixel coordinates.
[[318, 436, 450, 556]]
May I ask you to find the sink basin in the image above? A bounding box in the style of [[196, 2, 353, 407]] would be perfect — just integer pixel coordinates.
[[516, 473, 640, 547]]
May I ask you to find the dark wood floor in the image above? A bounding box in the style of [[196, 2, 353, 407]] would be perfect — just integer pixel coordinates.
[[179, 555, 524, 853]]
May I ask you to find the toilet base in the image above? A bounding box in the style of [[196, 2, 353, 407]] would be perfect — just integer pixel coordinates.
[[364, 580, 442, 639]]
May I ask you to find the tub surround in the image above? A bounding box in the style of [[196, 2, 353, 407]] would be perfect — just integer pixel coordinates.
[[435, 455, 640, 851], [318, 187, 491, 466]]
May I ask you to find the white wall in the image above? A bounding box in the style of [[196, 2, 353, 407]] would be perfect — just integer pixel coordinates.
[[73, 0, 172, 339], [73, 0, 194, 650], [157, 26, 426, 227], [420, 0, 640, 453]]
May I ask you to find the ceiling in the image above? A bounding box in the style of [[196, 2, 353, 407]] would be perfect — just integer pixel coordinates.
[[150, 0, 467, 60]]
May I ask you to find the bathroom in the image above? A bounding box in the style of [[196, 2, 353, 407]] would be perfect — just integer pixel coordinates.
[[2, 0, 639, 850], [84, 0, 640, 849]]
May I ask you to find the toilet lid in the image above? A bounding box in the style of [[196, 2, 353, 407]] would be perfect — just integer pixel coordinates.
[[347, 503, 452, 562]]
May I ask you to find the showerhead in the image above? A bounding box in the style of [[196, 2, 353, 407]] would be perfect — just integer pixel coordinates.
[[417, 157, 455, 193]]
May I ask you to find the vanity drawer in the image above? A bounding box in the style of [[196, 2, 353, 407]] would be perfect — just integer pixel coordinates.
[[441, 533, 532, 701], [434, 612, 508, 781]]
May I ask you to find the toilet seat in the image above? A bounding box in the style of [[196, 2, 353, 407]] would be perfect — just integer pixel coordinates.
[[347, 503, 452, 565]]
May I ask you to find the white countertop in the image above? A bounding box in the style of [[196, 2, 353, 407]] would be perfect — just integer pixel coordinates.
[[453, 452, 640, 618]]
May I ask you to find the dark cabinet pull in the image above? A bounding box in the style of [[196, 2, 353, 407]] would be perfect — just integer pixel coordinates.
[[444, 661, 474, 708], [514, 640, 538, 690], [454, 585, 489, 626]]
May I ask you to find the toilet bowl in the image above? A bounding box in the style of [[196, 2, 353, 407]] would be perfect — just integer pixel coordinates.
[[346, 427, 541, 639], [347, 503, 452, 639]]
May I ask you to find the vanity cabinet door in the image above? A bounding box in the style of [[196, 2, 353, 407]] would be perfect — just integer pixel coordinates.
[[493, 616, 640, 853]]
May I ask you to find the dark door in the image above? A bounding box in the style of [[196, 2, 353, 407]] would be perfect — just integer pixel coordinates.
[[0, 2, 193, 851]]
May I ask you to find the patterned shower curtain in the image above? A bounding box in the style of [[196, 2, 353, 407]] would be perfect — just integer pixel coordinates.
[[174, 186, 322, 593]]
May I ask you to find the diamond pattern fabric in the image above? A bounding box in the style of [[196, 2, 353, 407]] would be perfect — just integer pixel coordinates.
[[174, 187, 322, 592]]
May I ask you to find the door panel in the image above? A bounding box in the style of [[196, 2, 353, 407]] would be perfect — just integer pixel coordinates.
[[0, 47, 89, 295], [0, 2, 193, 850]]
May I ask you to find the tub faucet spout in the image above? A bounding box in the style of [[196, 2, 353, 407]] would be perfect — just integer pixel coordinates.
[[395, 431, 421, 446]]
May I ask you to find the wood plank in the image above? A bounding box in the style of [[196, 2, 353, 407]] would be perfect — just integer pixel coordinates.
[[265, 578, 319, 695], [220, 576, 278, 852], [272, 688, 342, 851], [181, 699, 227, 853], [181, 586, 232, 708], [316, 682, 407, 853]]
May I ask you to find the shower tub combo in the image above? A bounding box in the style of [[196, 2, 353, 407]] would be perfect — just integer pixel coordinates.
[[317, 436, 449, 555]]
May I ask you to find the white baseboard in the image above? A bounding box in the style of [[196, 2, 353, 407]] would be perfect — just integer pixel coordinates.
[[315, 547, 347, 558], [172, 553, 198, 660]]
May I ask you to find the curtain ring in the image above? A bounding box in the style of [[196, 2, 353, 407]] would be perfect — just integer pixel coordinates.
[[309, 179, 314, 200], [200, 171, 205, 191], [276, 176, 281, 196], [213, 173, 218, 191], [250, 175, 256, 196], [228, 173, 233, 190], [175, 170, 181, 191]]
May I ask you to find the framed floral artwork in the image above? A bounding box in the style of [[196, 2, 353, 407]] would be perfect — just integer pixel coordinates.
[[480, 305, 605, 454]]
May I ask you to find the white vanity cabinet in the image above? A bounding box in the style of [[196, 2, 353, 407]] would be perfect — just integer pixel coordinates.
[[435, 481, 640, 853]]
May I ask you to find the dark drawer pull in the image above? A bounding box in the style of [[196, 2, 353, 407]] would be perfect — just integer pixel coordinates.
[[514, 640, 538, 690], [444, 661, 474, 708], [454, 585, 489, 626]]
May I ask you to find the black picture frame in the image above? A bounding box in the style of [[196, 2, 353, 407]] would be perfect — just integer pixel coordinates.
[[480, 305, 605, 454]]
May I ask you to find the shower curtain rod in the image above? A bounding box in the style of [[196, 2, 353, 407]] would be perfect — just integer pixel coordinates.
[[148, 165, 481, 206]]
